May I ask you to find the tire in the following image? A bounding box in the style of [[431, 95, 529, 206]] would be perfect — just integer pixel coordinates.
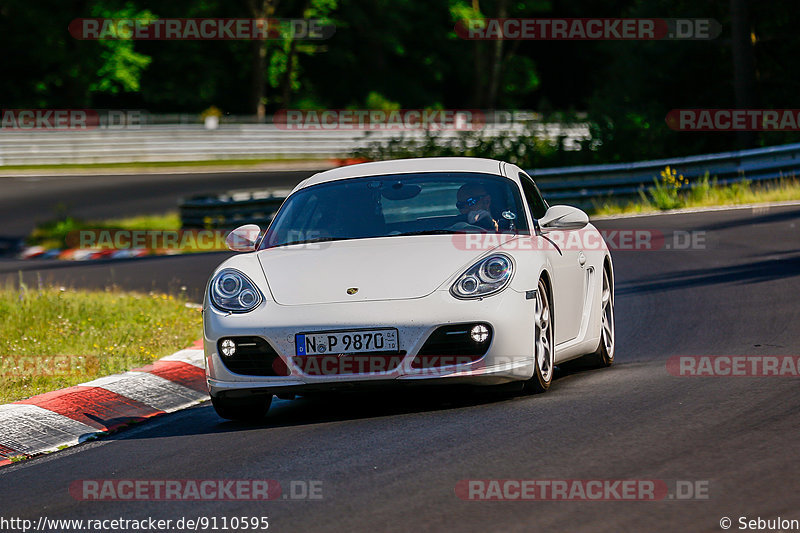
[[211, 394, 273, 421], [585, 264, 615, 367], [276, 393, 296, 401], [525, 276, 555, 394]]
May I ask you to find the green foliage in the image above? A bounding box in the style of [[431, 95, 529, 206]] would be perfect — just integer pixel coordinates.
[[91, 44, 152, 94], [262, 0, 338, 106], [503, 56, 540, 96], [363, 92, 401, 111], [28, 212, 181, 250], [2, 0, 800, 159], [448, 0, 483, 26], [647, 166, 688, 210], [688, 172, 713, 204], [88, 3, 155, 94], [352, 121, 594, 169], [595, 176, 800, 216]]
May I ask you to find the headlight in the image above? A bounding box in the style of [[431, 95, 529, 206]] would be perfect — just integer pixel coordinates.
[[451, 254, 514, 299], [210, 268, 263, 313]]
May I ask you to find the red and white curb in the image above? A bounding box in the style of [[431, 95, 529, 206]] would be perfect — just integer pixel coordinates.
[[19, 246, 178, 261], [0, 343, 206, 466]]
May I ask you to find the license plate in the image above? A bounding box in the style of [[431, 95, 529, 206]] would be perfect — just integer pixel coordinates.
[[295, 329, 398, 356]]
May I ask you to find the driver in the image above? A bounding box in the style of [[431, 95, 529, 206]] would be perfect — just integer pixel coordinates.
[[456, 183, 498, 231]]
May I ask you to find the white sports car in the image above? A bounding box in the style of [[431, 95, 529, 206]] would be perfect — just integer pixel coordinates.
[[203, 157, 615, 420]]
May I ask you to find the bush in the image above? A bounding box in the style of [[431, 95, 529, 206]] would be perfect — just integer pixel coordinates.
[[351, 122, 599, 169], [648, 166, 687, 210]]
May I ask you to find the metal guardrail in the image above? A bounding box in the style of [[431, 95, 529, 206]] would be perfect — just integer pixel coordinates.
[[179, 142, 800, 229], [0, 123, 590, 166], [180, 188, 292, 229], [531, 142, 800, 209]]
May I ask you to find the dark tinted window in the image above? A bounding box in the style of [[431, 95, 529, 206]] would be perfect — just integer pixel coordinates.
[[261, 172, 529, 248], [519, 172, 549, 219]]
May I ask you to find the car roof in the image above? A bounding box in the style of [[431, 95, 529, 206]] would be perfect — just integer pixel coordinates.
[[296, 157, 514, 191]]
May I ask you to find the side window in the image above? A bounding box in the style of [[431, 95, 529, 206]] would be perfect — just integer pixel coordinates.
[[519, 172, 549, 219]]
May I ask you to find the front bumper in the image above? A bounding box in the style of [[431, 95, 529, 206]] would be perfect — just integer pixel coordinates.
[[204, 288, 536, 397]]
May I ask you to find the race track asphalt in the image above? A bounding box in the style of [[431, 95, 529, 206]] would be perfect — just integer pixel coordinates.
[[0, 170, 316, 298], [0, 171, 799, 532]]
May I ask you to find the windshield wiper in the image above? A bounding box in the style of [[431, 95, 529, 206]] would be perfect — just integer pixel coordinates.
[[271, 236, 355, 247], [390, 229, 459, 237], [392, 228, 519, 237]]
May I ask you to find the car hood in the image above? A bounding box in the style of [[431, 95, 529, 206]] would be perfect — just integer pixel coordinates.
[[257, 234, 516, 305]]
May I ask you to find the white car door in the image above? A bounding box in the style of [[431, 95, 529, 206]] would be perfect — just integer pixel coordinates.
[[516, 169, 586, 345]]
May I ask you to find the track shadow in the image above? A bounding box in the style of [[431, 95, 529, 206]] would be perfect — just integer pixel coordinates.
[[104, 371, 601, 442], [101, 358, 627, 443], [616, 253, 800, 295], [696, 206, 800, 232]]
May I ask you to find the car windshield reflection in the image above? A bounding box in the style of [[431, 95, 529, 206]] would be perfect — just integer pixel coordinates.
[[261, 172, 529, 249]]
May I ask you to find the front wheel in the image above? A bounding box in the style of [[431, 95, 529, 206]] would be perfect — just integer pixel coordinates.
[[211, 394, 273, 421], [525, 277, 554, 394]]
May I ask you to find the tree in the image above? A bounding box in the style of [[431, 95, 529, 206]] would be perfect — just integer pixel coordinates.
[[448, 0, 546, 109], [245, 0, 279, 120], [730, 0, 757, 148], [0, 0, 154, 108]]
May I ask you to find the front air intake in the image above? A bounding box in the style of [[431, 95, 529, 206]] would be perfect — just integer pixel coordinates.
[[412, 323, 493, 369], [217, 336, 289, 376]]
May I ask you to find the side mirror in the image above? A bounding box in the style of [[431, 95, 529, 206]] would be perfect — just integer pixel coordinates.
[[226, 224, 262, 252], [538, 205, 589, 232]]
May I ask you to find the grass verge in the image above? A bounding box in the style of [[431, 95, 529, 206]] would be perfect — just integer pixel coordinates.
[[591, 174, 800, 216], [0, 284, 202, 403], [28, 212, 182, 250]]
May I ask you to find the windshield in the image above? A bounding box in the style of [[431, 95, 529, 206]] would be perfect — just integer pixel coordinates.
[[261, 172, 529, 249]]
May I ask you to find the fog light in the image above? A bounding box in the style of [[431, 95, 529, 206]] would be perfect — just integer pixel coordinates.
[[220, 338, 236, 357], [470, 324, 490, 343]]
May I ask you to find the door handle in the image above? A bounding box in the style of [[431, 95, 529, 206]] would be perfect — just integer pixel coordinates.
[[579, 252, 586, 266]]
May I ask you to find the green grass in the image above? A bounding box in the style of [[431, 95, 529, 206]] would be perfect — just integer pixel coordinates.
[[591, 175, 800, 216], [0, 284, 202, 403], [0, 157, 328, 172], [28, 212, 182, 250]]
